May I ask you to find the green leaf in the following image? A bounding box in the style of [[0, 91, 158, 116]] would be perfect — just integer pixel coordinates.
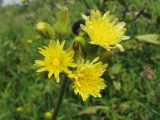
[[77, 106, 109, 116], [135, 34, 160, 44]]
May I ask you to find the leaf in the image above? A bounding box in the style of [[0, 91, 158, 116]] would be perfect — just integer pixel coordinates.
[[77, 106, 109, 116], [135, 34, 160, 44]]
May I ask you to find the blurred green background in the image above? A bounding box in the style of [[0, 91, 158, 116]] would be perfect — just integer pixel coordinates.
[[0, 0, 160, 120]]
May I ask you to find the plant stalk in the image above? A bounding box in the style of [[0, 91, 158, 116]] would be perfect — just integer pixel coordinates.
[[51, 77, 68, 120]]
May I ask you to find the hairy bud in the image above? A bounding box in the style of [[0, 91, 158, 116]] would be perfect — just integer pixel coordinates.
[[36, 22, 53, 39]]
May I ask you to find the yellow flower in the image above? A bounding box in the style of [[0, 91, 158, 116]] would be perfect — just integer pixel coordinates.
[[35, 40, 75, 82], [81, 10, 129, 51], [71, 57, 107, 101]]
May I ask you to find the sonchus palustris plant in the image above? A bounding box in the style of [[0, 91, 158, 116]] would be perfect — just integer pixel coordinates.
[[34, 6, 129, 120]]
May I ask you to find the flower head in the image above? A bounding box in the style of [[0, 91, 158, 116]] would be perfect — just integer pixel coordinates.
[[35, 40, 75, 82], [81, 10, 129, 51], [71, 57, 107, 101]]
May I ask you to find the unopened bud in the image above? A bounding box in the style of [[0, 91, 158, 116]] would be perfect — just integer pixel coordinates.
[[20, 0, 28, 4], [16, 107, 24, 113], [36, 22, 53, 39], [27, 39, 32, 44], [44, 111, 52, 120], [74, 36, 86, 47], [54, 6, 70, 37]]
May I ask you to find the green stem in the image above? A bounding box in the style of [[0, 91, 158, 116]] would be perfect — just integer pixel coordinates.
[[51, 77, 68, 120]]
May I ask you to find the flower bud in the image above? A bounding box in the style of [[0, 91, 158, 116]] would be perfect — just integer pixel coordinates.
[[16, 107, 24, 113], [27, 39, 32, 44], [74, 36, 86, 47], [36, 22, 53, 39], [20, 0, 28, 4], [44, 111, 52, 120], [54, 6, 70, 37]]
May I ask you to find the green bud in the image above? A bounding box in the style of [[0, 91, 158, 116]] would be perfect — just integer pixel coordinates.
[[36, 22, 53, 39], [16, 107, 24, 113], [74, 36, 86, 47], [44, 112, 52, 120], [54, 6, 70, 37], [27, 39, 32, 44], [20, 0, 28, 4]]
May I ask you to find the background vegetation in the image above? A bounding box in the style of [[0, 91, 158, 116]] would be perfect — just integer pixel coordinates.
[[0, 0, 160, 120]]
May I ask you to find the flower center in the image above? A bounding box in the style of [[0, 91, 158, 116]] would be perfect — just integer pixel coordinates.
[[52, 58, 61, 69], [78, 67, 91, 81]]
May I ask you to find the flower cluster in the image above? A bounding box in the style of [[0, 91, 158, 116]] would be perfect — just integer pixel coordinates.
[[34, 9, 128, 101]]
